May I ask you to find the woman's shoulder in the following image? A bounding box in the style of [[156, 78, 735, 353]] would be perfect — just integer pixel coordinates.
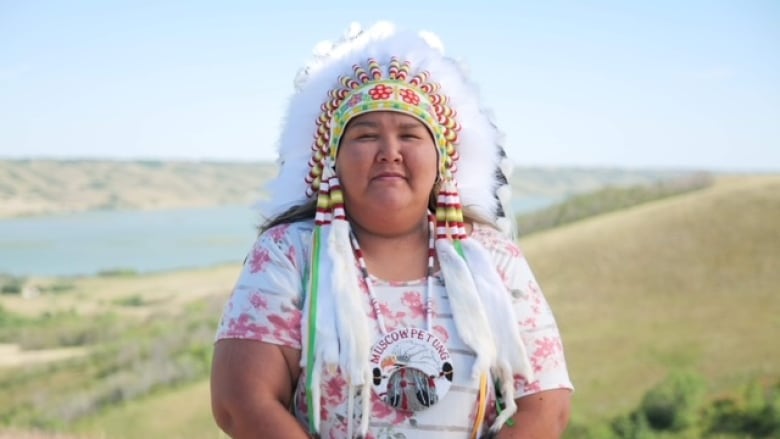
[[468, 222, 524, 259], [262, 219, 314, 238], [256, 219, 315, 252]]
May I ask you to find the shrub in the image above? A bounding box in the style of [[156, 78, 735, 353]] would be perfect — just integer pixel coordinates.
[[97, 268, 138, 277], [638, 370, 707, 432], [609, 412, 655, 439], [0, 281, 23, 295], [704, 379, 780, 438], [113, 294, 145, 307]]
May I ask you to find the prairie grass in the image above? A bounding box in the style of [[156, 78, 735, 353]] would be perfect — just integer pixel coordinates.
[[72, 380, 227, 439]]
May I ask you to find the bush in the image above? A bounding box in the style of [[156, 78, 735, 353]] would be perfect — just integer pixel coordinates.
[[639, 370, 707, 431], [97, 268, 138, 277], [704, 379, 780, 438], [39, 282, 74, 294], [0, 281, 23, 295], [609, 412, 655, 439], [113, 294, 145, 307]]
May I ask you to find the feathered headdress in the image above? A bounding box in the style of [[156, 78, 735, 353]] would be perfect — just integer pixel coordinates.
[[262, 21, 532, 437]]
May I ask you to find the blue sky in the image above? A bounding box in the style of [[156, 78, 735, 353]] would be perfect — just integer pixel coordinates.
[[1, 0, 778, 171]]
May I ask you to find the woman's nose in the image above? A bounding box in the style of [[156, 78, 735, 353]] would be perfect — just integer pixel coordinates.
[[377, 135, 402, 162]]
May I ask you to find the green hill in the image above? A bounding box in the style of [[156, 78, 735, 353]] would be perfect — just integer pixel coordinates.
[[520, 174, 780, 422], [1, 174, 777, 438]]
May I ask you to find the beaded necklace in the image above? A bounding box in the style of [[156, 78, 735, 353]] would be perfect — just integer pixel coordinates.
[[349, 214, 436, 334]]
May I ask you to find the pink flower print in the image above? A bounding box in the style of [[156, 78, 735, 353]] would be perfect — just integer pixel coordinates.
[[523, 380, 542, 393], [432, 324, 449, 343], [531, 337, 561, 372], [401, 291, 425, 318], [249, 292, 268, 310], [295, 387, 308, 415], [285, 245, 297, 268], [521, 316, 538, 329], [505, 242, 522, 258], [268, 224, 290, 242], [378, 302, 406, 331], [328, 417, 348, 439], [225, 314, 271, 339], [399, 88, 420, 105], [267, 312, 302, 343], [497, 267, 509, 286], [324, 374, 348, 406], [527, 280, 543, 313], [248, 247, 271, 273], [513, 373, 541, 393], [368, 84, 393, 100]]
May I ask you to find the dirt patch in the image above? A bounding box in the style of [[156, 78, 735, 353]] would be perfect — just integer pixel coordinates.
[[0, 344, 87, 368]]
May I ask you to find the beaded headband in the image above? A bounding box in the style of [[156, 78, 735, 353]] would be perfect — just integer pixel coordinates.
[[305, 56, 467, 240]]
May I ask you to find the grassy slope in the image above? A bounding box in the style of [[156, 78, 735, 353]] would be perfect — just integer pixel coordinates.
[[4, 174, 777, 437], [518, 174, 780, 421], [73, 381, 225, 439]]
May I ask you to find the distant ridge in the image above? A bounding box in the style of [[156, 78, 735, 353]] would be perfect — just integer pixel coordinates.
[[0, 159, 700, 219]]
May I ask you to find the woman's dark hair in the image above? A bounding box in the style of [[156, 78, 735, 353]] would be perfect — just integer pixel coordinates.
[[258, 199, 318, 235], [257, 189, 496, 236]]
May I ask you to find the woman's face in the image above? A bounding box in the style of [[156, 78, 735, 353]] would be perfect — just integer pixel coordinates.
[[336, 111, 438, 226]]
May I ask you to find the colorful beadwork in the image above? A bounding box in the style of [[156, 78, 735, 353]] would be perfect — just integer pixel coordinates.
[[305, 57, 462, 202]]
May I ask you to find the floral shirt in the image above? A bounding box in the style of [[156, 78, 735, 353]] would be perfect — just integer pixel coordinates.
[[215, 220, 574, 438]]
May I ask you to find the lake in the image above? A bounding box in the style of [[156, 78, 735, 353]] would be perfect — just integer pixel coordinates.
[[0, 197, 556, 277]]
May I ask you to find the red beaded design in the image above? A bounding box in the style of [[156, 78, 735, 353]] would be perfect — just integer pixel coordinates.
[[304, 57, 462, 199]]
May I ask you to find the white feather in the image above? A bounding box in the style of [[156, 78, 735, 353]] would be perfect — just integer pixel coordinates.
[[359, 380, 371, 437], [329, 219, 371, 384], [435, 239, 495, 378], [496, 184, 512, 205], [462, 238, 534, 378], [310, 354, 322, 433]]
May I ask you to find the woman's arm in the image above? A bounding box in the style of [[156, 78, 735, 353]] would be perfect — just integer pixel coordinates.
[[497, 388, 572, 439], [211, 339, 308, 439]]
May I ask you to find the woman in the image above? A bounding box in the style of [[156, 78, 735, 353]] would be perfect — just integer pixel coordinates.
[[211, 22, 574, 438]]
